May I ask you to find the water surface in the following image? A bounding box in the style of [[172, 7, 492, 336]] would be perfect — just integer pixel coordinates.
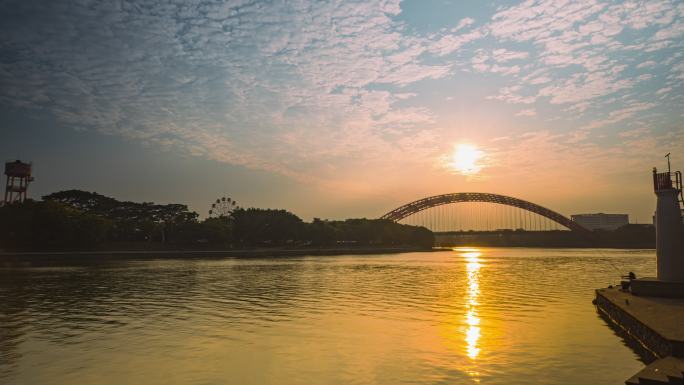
[[0, 248, 654, 384]]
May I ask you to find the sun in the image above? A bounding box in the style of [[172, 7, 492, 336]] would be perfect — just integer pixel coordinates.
[[450, 144, 484, 175]]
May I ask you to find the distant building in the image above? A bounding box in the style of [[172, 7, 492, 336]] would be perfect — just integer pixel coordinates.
[[571, 213, 629, 231]]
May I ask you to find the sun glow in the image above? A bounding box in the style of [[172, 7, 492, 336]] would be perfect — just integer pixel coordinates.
[[450, 144, 484, 175]]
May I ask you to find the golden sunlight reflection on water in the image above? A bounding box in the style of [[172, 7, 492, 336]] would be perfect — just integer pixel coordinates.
[[0, 248, 657, 385], [462, 249, 482, 361], [453, 248, 483, 382]]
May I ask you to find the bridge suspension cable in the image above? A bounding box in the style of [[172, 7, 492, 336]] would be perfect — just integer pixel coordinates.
[[397, 202, 565, 232], [380, 192, 589, 233]]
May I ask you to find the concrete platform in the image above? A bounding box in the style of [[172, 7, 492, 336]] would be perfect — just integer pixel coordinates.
[[631, 278, 684, 298], [625, 356, 684, 385], [595, 287, 684, 384]]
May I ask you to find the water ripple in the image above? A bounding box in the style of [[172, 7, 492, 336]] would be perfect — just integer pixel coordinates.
[[0, 249, 653, 385]]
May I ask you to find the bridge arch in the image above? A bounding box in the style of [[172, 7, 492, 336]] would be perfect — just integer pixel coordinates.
[[380, 192, 589, 233]]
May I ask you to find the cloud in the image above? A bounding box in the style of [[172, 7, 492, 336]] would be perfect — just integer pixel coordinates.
[[0, 0, 460, 188], [582, 102, 657, 130], [619, 127, 651, 138], [0, 0, 682, 196], [655, 87, 672, 95], [470, 48, 528, 75], [492, 49, 530, 62], [485, 125, 684, 206], [479, 0, 683, 126], [636, 60, 658, 69], [453, 17, 476, 32], [515, 109, 537, 117], [488, 86, 537, 104], [428, 29, 484, 56], [537, 70, 640, 104]]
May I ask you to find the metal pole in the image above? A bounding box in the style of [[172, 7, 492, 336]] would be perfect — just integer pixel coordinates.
[[666, 153, 671, 174]]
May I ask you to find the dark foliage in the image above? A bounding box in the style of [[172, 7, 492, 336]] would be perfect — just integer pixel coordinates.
[[1, 190, 434, 251], [435, 224, 656, 248], [44, 190, 197, 223], [43, 190, 198, 242], [304, 218, 434, 249], [230, 210, 434, 248], [232, 208, 305, 246], [0, 200, 112, 250]]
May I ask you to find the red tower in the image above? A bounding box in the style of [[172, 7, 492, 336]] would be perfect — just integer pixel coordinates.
[[4, 160, 34, 204]]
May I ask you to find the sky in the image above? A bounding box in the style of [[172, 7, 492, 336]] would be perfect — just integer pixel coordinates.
[[1, 0, 683, 222]]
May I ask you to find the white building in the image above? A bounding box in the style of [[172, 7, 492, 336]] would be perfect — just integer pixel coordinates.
[[571, 213, 629, 231]]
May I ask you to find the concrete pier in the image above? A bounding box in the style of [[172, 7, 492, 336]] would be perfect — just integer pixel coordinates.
[[594, 166, 684, 384], [595, 287, 684, 384]]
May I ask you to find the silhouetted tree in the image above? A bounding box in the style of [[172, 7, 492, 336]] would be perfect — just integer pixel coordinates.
[[43, 190, 198, 242], [306, 218, 339, 245], [198, 217, 234, 245], [0, 200, 112, 250], [302, 218, 434, 248], [232, 208, 304, 246], [1, 190, 436, 251]]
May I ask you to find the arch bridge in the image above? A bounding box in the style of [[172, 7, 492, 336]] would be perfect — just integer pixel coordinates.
[[380, 192, 589, 233]]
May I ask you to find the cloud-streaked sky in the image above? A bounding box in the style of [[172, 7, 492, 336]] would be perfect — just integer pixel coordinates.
[[1, 0, 683, 221]]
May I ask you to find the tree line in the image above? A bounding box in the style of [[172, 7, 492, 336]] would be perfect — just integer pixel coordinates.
[[434, 225, 656, 248], [0, 190, 434, 251]]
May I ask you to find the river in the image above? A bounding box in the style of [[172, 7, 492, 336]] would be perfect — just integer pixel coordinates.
[[0, 248, 654, 384]]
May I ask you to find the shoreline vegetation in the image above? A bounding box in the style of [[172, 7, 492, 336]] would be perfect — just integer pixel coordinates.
[[0, 247, 429, 263], [0, 189, 434, 252], [0, 189, 656, 254], [435, 226, 656, 249]]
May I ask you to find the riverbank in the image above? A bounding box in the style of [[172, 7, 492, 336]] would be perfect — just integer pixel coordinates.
[[0, 246, 431, 264], [435, 225, 656, 248]]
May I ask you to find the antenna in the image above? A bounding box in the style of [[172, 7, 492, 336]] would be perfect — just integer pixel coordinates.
[[665, 153, 671, 174]]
